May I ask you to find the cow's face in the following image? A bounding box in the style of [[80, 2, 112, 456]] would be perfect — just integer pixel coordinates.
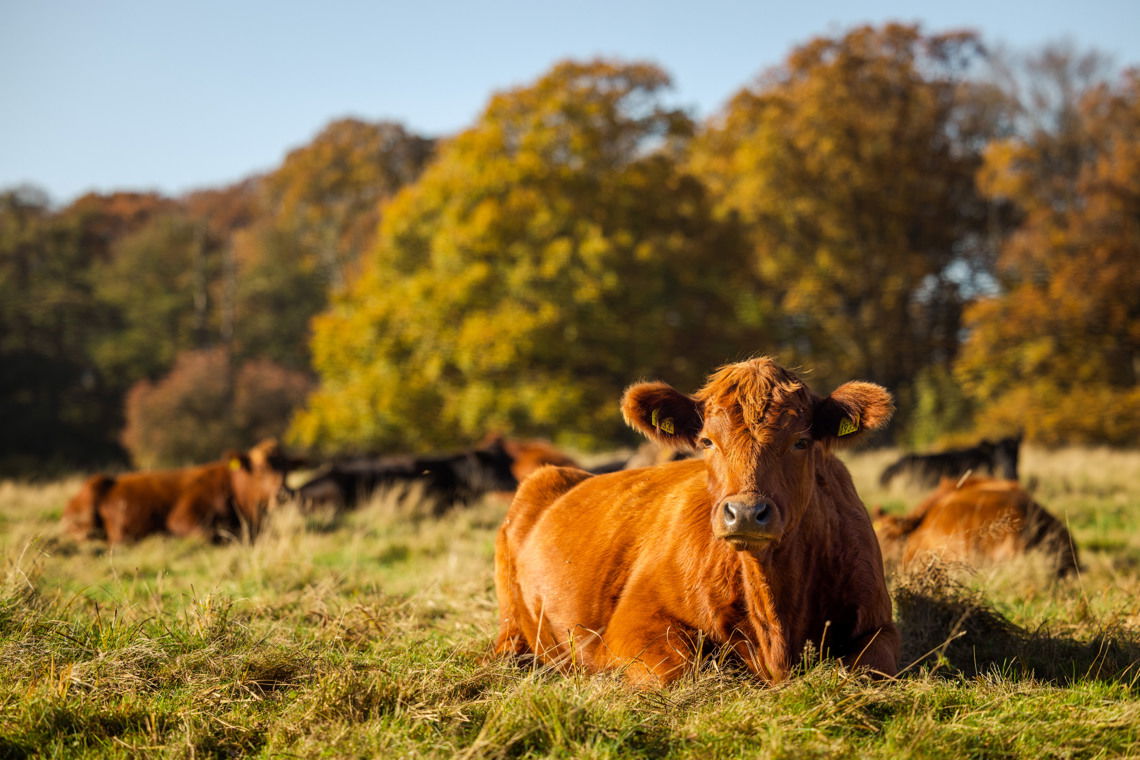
[[871, 509, 912, 566], [622, 357, 892, 552], [226, 439, 295, 535]]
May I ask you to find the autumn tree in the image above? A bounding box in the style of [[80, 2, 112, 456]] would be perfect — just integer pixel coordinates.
[[262, 118, 435, 288], [205, 118, 437, 372], [292, 60, 762, 454], [0, 188, 173, 473], [184, 180, 261, 239], [91, 212, 219, 385], [64, 191, 181, 260], [0, 186, 89, 472], [90, 180, 274, 380], [0, 120, 432, 473], [183, 180, 313, 370], [955, 62, 1140, 445], [123, 348, 313, 468], [688, 24, 999, 437], [229, 221, 328, 370]]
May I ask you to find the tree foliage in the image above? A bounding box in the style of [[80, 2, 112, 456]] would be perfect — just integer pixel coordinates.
[[5, 32, 1140, 469], [688, 24, 997, 425], [956, 65, 1140, 445], [262, 118, 435, 287], [92, 213, 217, 384], [0, 116, 432, 472], [123, 348, 313, 468], [238, 119, 436, 368], [0, 189, 173, 473], [229, 221, 328, 371], [293, 60, 763, 453]]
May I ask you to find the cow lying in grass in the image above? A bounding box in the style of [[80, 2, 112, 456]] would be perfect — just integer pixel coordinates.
[[587, 440, 692, 475], [879, 435, 1022, 489], [494, 357, 898, 685], [295, 438, 519, 514], [873, 476, 1080, 577], [479, 434, 581, 485], [63, 438, 294, 544]]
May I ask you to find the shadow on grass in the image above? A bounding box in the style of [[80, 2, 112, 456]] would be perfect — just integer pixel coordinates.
[[893, 564, 1140, 685]]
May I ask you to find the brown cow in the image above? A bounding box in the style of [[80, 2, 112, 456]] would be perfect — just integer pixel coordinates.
[[493, 357, 898, 686], [479, 434, 582, 485], [62, 439, 294, 544], [873, 476, 1080, 577]]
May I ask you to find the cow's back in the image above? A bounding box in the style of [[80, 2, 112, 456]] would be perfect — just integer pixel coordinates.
[[903, 482, 1025, 564], [99, 464, 219, 543], [495, 459, 711, 668], [901, 478, 1079, 575]]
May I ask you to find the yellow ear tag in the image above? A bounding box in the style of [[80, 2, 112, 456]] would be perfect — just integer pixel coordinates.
[[838, 415, 860, 437], [229, 458, 242, 471], [651, 408, 675, 435]]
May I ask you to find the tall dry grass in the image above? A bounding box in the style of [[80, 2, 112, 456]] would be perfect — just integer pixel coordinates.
[[1, 447, 1139, 757]]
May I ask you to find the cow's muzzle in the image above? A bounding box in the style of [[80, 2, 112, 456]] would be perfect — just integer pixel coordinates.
[[715, 495, 782, 547]]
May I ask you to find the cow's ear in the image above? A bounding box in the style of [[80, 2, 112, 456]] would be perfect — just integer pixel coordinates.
[[621, 382, 703, 449], [225, 451, 251, 472], [811, 381, 893, 443]]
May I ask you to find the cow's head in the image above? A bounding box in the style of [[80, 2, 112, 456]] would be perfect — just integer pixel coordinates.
[[469, 436, 522, 494], [225, 438, 295, 537], [870, 509, 916, 567], [622, 357, 892, 552]]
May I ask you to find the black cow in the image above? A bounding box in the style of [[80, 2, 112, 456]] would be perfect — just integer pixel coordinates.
[[879, 435, 1021, 489], [588, 441, 693, 475], [297, 439, 518, 514]]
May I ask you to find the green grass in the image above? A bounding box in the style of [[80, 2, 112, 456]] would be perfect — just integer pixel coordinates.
[[2, 448, 1140, 758]]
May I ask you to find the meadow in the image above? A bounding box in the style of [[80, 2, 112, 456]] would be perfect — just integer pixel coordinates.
[[2, 447, 1140, 759]]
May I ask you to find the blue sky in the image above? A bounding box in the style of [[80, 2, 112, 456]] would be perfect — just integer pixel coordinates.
[[3, 0, 1138, 206]]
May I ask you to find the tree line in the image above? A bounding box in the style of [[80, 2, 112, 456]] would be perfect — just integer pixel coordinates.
[[2, 24, 1137, 474]]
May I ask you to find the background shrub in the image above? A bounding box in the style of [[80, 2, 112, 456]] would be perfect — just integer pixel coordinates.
[[122, 348, 312, 468]]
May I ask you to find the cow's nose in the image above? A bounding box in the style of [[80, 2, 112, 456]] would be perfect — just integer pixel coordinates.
[[722, 499, 773, 532]]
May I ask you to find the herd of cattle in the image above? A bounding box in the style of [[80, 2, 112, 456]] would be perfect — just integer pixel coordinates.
[[59, 357, 1079, 685]]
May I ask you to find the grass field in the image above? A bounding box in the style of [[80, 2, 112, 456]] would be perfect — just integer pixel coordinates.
[[3, 448, 1140, 758]]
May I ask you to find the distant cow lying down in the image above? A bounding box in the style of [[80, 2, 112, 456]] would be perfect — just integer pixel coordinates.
[[494, 357, 899, 686], [587, 440, 692, 475], [478, 434, 581, 484], [879, 435, 1021, 489], [873, 477, 1079, 577], [63, 439, 294, 544], [295, 438, 519, 513]]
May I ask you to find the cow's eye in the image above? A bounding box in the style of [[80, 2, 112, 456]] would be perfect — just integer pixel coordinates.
[[699, 437, 714, 449], [794, 437, 812, 450]]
